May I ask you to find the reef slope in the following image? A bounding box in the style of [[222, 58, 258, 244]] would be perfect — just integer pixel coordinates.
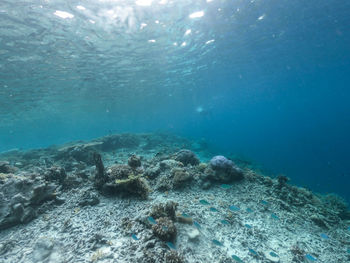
[[0, 133, 349, 263]]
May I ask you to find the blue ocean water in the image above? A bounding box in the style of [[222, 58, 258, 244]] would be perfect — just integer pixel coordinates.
[[0, 1, 349, 201]]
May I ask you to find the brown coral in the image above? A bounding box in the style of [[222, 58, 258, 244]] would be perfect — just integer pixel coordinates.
[[150, 201, 178, 220], [152, 217, 177, 242]]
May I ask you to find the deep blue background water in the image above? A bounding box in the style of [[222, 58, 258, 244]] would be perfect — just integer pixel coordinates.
[[0, 0, 349, 202]]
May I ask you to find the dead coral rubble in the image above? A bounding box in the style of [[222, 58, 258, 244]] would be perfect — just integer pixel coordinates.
[[1, 133, 349, 263]]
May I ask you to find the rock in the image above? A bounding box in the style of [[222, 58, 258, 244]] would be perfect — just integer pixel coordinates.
[[159, 159, 183, 171], [107, 164, 133, 180], [156, 175, 173, 191], [0, 240, 16, 255], [205, 155, 244, 183], [98, 158, 150, 198], [69, 146, 95, 165], [30, 183, 56, 205], [155, 160, 187, 191], [128, 154, 141, 168], [99, 134, 140, 151], [265, 251, 280, 262], [105, 174, 151, 199], [187, 227, 200, 241], [0, 161, 16, 173], [54, 196, 65, 205], [44, 166, 67, 184], [174, 149, 200, 166], [93, 152, 107, 190], [32, 238, 54, 262], [277, 175, 289, 187], [144, 164, 161, 179], [0, 176, 56, 230], [197, 163, 207, 172], [56, 143, 98, 165], [172, 168, 192, 189]]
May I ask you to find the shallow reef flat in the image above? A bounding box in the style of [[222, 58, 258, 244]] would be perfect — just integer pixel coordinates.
[[0, 133, 349, 263]]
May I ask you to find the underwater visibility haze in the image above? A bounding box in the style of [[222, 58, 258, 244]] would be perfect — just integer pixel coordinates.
[[1, 1, 350, 262], [1, 0, 350, 201], [1, 2, 350, 197]]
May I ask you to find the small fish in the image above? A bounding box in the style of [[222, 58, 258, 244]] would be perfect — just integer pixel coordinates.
[[210, 207, 218, 212], [221, 184, 231, 189], [181, 213, 190, 218], [320, 233, 329, 239], [246, 208, 253, 213], [260, 200, 269, 205], [221, 219, 230, 225], [212, 239, 223, 246], [271, 213, 279, 220], [249, 248, 258, 256], [199, 199, 210, 205], [193, 221, 201, 229], [229, 205, 240, 211], [305, 254, 317, 261], [244, 224, 252, 229], [131, 234, 139, 240], [269, 252, 278, 258], [166, 241, 176, 250], [231, 255, 243, 262], [147, 216, 157, 225]]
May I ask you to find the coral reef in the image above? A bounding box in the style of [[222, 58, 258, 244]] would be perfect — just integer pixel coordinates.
[[93, 152, 107, 190], [99, 134, 140, 151], [107, 164, 134, 180], [152, 217, 177, 241], [128, 154, 142, 168], [173, 149, 200, 166], [150, 201, 178, 220], [154, 160, 196, 191], [44, 166, 67, 185], [0, 161, 16, 173], [171, 168, 192, 189], [102, 163, 150, 199], [0, 173, 59, 230], [0, 133, 349, 263], [204, 155, 244, 183]]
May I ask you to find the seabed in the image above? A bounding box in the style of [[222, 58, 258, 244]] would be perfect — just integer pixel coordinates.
[[0, 133, 349, 263]]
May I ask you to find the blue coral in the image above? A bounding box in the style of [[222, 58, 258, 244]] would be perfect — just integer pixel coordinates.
[[206, 155, 244, 183], [210, 155, 234, 169]]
